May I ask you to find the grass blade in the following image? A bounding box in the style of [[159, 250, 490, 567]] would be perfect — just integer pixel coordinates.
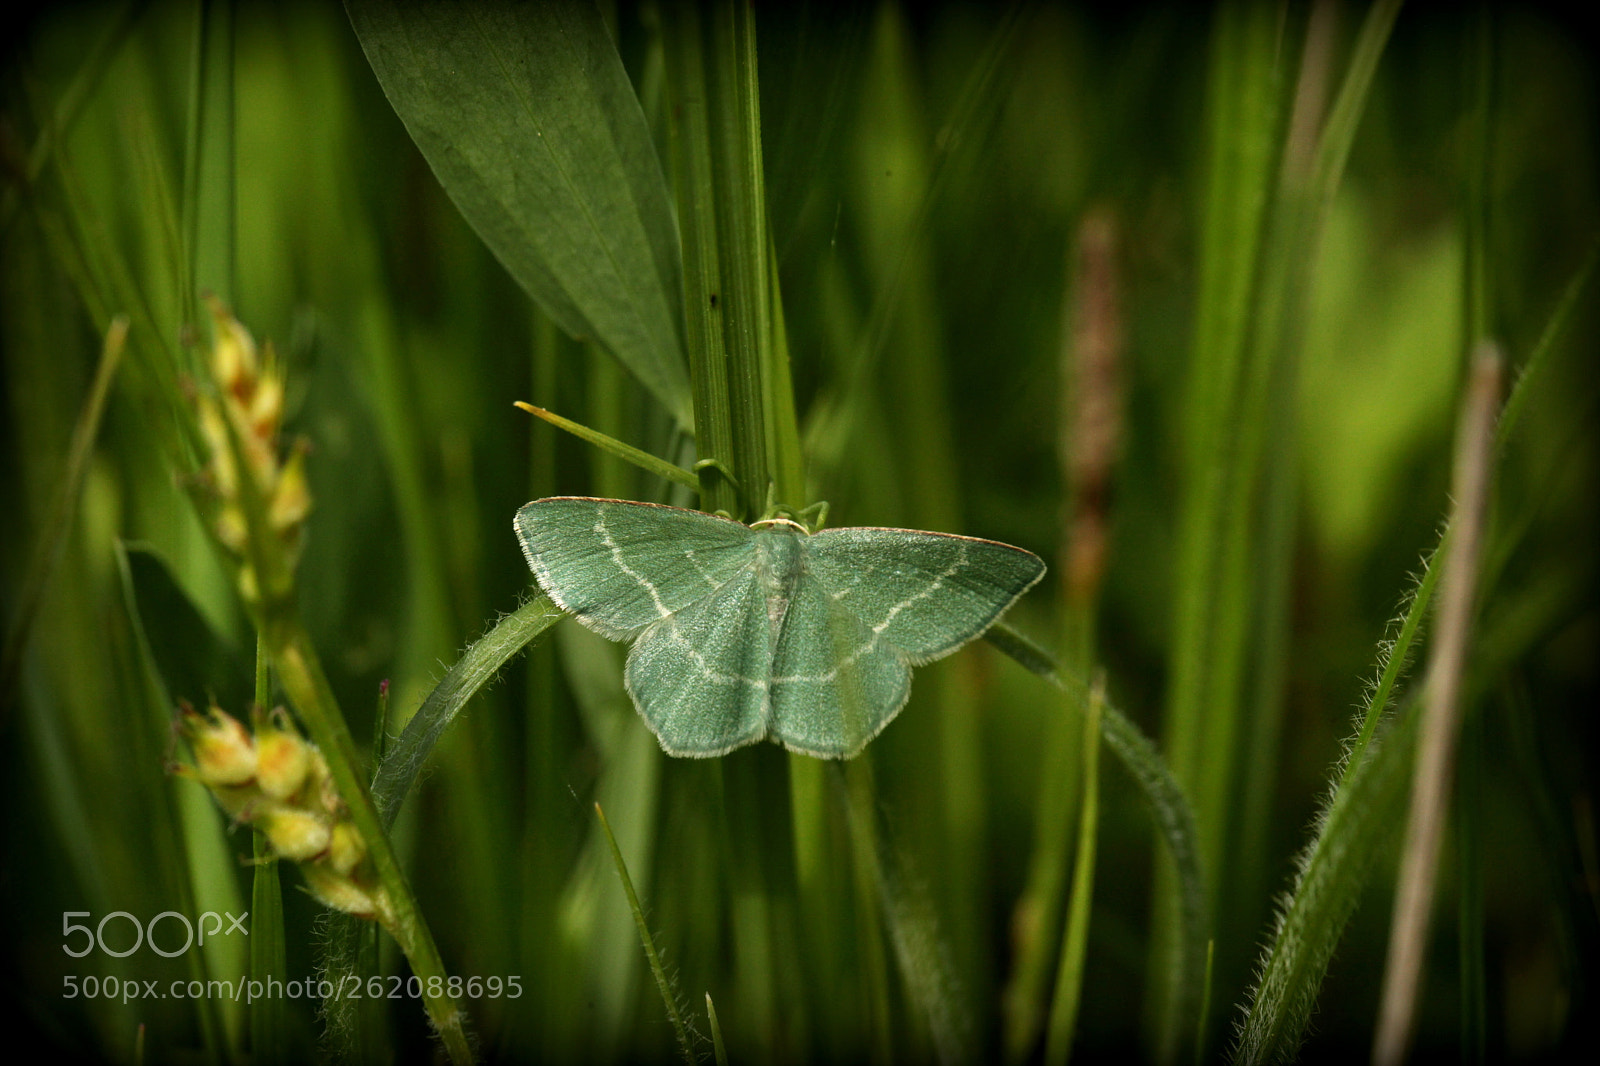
[[322, 595, 565, 1052], [660, 0, 780, 519], [346, 0, 691, 425], [249, 827, 288, 1066], [371, 595, 567, 827], [707, 991, 729, 1066], [595, 801, 696, 1066], [661, 0, 736, 516], [1232, 701, 1421, 1063], [1043, 675, 1104, 1066], [986, 625, 1208, 1062], [183, 0, 236, 311], [1374, 347, 1503, 1066], [249, 631, 289, 1066], [513, 401, 698, 493], [1156, 2, 1286, 1051], [1, 315, 126, 715]]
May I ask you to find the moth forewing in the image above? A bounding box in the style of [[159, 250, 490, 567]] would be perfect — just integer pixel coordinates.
[[803, 527, 1047, 665], [515, 496, 757, 639]]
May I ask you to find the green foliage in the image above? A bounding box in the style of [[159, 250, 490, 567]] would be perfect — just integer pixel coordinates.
[[346, 0, 692, 426], [3, 2, 1596, 1063]]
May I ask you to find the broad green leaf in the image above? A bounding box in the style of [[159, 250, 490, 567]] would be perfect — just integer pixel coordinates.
[[346, 0, 692, 425]]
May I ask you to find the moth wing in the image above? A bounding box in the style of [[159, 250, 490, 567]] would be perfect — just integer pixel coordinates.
[[515, 497, 756, 639], [769, 567, 910, 759], [803, 528, 1045, 664], [624, 565, 772, 756]]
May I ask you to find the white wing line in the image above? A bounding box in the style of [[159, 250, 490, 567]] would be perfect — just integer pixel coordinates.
[[682, 547, 724, 590], [773, 543, 969, 684], [829, 559, 875, 601], [652, 614, 769, 691], [596, 505, 670, 619], [870, 542, 967, 636]]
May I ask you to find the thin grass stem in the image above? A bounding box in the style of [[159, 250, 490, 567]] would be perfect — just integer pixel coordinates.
[[1374, 345, 1503, 1066], [1043, 675, 1104, 1066], [0, 315, 127, 715], [249, 633, 287, 1066], [595, 801, 696, 1066], [513, 402, 698, 493]]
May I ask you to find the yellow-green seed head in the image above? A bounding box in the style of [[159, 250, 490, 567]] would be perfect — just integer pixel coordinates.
[[235, 564, 260, 605], [301, 862, 383, 922], [252, 706, 312, 800], [179, 701, 257, 787], [206, 294, 259, 395], [210, 782, 258, 820], [270, 445, 312, 534], [306, 748, 344, 816], [196, 399, 238, 498], [326, 820, 368, 878], [247, 355, 284, 440], [214, 504, 249, 555], [257, 804, 331, 862]]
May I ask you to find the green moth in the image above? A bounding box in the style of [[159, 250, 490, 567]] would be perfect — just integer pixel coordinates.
[[515, 497, 1045, 759]]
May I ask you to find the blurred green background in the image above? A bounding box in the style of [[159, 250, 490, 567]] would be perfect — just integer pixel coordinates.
[[2, 1, 1596, 1062]]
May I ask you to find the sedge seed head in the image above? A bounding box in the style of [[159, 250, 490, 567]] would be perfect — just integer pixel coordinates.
[[326, 820, 369, 878], [258, 804, 331, 862], [252, 706, 312, 801], [178, 701, 257, 787], [300, 862, 381, 922], [205, 294, 259, 394]]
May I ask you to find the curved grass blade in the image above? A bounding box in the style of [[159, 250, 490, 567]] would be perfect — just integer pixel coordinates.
[[1231, 521, 1439, 1062], [346, 0, 692, 425], [1240, 346, 1507, 1063], [986, 623, 1208, 1059], [1233, 509, 1441, 1061], [321, 594, 565, 1052], [372, 595, 566, 827]]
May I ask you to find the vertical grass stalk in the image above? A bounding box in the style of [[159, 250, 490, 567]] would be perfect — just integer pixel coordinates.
[[1373, 346, 1502, 1066], [1158, 3, 1401, 1054], [1043, 676, 1105, 1066], [249, 635, 288, 1066], [183, 0, 236, 312], [1153, 3, 1284, 1053], [1006, 208, 1123, 1062]]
